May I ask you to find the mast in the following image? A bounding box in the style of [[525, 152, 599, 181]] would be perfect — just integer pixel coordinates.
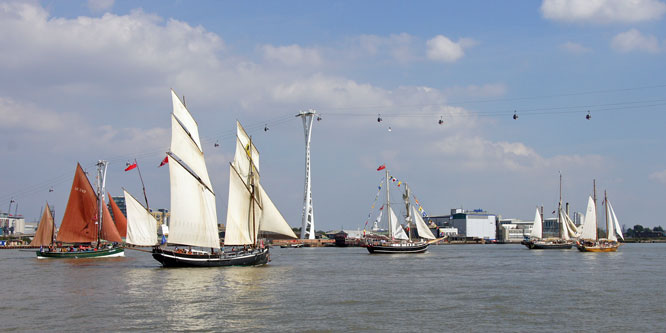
[[133, 159, 150, 210], [593, 179, 598, 241], [404, 183, 412, 241], [96, 160, 108, 247], [386, 168, 391, 239], [558, 172, 562, 239], [249, 136, 257, 246], [604, 190, 609, 240], [540, 205, 544, 236]]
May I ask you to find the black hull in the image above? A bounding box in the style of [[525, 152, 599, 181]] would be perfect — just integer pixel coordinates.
[[522, 240, 573, 250], [365, 243, 429, 254], [152, 247, 269, 267]]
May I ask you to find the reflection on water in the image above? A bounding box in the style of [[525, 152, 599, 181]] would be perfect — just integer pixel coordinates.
[[2, 244, 666, 331]]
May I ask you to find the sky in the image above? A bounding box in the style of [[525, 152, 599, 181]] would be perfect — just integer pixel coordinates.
[[1, 0, 666, 232]]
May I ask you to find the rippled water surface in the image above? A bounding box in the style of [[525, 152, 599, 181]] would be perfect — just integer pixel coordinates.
[[1, 243, 665, 331]]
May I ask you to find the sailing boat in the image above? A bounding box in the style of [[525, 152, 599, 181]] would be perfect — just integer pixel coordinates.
[[108, 192, 127, 238], [36, 161, 124, 258], [575, 185, 623, 252], [522, 174, 576, 249], [29, 203, 55, 247], [151, 90, 296, 267], [364, 167, 436, 254]]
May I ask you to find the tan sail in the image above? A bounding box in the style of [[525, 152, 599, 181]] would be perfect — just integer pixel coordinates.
[[108, 192, 127, 238], [30, 203, 54, 246], [101, 199, 123, 243], [56, 164, 100, 243]]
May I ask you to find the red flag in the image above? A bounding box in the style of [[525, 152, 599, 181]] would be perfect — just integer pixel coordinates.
[[124, 163, 137, 171], [159, 156, 169, 167], [377, 164, 386, 171]]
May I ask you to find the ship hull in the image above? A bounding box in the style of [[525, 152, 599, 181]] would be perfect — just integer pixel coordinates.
[[36, 246, 125, 259], [522, 240, 573, 250], [152, 247, 269, 267], [364, 242, 429, 254], [575, 240, 620, 252]]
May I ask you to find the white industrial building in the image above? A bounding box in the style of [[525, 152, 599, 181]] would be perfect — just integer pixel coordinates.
[[428, 209, 497, 241]]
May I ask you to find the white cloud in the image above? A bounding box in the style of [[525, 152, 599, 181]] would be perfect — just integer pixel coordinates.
[[649, 170, 666, 184], [261, 44, 323, 67], [560, 41, 592, 54], [541, 0, 666, 23], [426, 35, 476, 63], [87, 0, 114, 13], [611, 29, 661, 53]]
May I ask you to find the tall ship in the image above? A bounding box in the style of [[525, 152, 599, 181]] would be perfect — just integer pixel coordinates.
[[575, 182, 623, 252], [522, 174, 578, 250], [36, 161, 124, 258], [151, 90, 296, 267], [364, 167, 436, 254]]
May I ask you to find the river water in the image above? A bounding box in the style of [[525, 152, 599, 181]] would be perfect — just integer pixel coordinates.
[[1, 243, 665, 332]]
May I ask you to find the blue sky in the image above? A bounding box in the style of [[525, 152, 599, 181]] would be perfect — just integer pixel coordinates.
[[1, 0, 666, 232]]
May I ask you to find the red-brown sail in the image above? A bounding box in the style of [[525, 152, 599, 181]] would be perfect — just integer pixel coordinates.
[[101, 200, 122, 242], [56, 164, 99, 243], [108, 192, 127, 238], [30, 202, 54, 246]]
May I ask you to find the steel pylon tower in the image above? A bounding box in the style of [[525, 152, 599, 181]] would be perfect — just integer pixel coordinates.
[[297, 109, 316, 239]]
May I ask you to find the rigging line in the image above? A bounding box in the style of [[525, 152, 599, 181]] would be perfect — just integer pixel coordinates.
[[316, 83, 666, 111]]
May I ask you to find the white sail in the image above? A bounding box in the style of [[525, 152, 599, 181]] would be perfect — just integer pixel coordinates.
[[389, 207, 408, 240], [412, 205, 435, 240], [530, 208, 542, 239], [168, 154, 220, 249], [579, 196, 597, 240], [124, 189, 157, 246], [234, 120, 260, 174], [171, 89, 203, 153], [606, 201, 617, 242], [608, 200, 623, 240], [257, 183, 297, 238], [373, 209, 383, 231], [559, 208, 578, 239], [559, 209, 570, 241], [171, 114, 212, 190], [224, 165, 254, 245]]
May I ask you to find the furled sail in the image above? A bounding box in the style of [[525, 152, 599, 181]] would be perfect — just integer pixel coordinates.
[[559, 209, 570, 241], [606, 201, 617, 242], [108, 192, 127, 238], [167, 91, 220, 249], [578, 196, 597, 241], [608, 200, 624, 240], [124, 189, 158, 246], [56, 164, 103, 243], [561, 209, 579, 238], [412, 205, 435, 239], [530, 208, 542, 239], [389, 207, 408, 240], [30, 203, 54, 246]]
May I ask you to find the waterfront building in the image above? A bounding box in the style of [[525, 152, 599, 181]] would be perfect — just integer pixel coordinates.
[[497, 218, 533, 243], [428, 208, 497, 240], [438, 227, 458, 238], [0, 212, 25, 235]]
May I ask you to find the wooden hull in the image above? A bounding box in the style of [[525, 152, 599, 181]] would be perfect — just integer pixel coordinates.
[[576, 241, 620, 252], [36, 246, 125, 259], [522, 239, 573, 250], [364, 242, 429, 254], [152, 247, 269, 267]]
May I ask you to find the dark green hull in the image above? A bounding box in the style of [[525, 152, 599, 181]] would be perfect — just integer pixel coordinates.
[[36, 247, 125, 258]]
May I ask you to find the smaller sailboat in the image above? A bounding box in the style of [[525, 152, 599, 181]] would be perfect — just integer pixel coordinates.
[[576, 186, 623, 252], [364, 167, 436, 254], [522, 174, 576, 249], [36, 161, 124, 258]]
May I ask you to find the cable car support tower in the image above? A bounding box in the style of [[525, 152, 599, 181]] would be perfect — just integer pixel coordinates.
[[297, 109, 316, 239]]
